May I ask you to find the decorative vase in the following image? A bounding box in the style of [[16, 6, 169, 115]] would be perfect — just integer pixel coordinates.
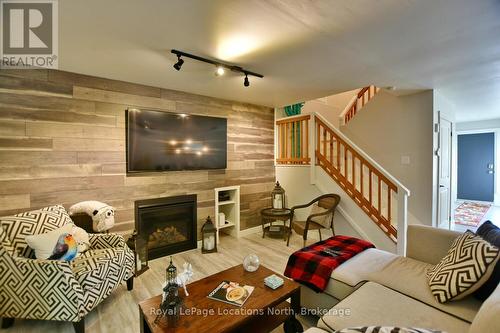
[[243, 254, 260, 272]]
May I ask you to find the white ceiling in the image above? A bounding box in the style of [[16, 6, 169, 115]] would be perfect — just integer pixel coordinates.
[[59, 0, 500, 122]]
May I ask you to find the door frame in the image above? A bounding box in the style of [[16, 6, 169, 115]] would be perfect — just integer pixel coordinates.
[[435, 112, 455, 229], [455, 128, 498, 205]]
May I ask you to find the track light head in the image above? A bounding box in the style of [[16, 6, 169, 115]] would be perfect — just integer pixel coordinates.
[[244, 74, 250, 87], [173, 56, 184, 71], [215, 66, 225, 76]]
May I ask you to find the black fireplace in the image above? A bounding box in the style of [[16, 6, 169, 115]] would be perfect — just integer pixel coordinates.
[[135, 195, 197, 260]]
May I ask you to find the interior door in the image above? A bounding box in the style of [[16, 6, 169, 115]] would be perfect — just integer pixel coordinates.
[[457, 133, 495, 202], [437, 117, 452, 229]]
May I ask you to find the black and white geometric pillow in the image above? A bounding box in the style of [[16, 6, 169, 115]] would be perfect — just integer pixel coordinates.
[[426, 231, 499, 303], [0, 204, 72, 258], [335, 327, 443, 333]]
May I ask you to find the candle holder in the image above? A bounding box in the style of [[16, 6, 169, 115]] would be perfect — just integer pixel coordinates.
[[201, 216, 217, 253]]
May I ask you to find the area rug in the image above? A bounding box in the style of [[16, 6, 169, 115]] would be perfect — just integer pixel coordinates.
[[454, 202, 491, 227]]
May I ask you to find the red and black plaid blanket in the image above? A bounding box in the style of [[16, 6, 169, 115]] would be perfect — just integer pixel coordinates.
[[284, 235, 374, 292]]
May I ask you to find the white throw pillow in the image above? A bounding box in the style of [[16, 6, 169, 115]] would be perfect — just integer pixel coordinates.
[[71, 225, 90, 254], [25, 224, 74, 259], [309, 203, 332, 228]]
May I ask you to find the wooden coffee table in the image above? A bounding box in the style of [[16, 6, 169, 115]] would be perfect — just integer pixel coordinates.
[[138, 264, 301, 333]]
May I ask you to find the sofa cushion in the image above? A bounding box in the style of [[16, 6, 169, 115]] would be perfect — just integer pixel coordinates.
[[469, 282, 500, 333], [336, 327, 443, 333], [0, 205, 72, 258], [323, 248, 397, 300], [474, 220, 500, 300], [367, 255, 482, 323], [426, 231, 499, 303], [317, 282, 470, 333]]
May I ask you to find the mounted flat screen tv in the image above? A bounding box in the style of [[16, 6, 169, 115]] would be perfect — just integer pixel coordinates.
[[126, 109, 227, 172]]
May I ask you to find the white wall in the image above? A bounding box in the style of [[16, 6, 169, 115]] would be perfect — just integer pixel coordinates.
[[341, 90, 435, 226], [276, 165, 396, 252]]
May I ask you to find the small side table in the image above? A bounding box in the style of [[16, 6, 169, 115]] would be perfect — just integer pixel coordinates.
[[260, 208, 292, 245]]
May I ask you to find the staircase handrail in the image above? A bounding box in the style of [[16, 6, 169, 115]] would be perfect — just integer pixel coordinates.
[[315, 112, 410, 197]]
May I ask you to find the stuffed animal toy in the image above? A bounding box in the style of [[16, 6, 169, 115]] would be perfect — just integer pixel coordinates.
[[48, 233, 78, 261], [69, 201, 115, 232], [71, 224, 90, 253]]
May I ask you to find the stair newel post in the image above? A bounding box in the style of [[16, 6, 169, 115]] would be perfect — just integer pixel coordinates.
[[310, 112, 316, 185], [396, 188, 408, 256]]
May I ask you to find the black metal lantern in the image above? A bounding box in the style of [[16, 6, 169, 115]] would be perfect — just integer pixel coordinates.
[[201, 216, 217, 253], [272, 181, 286, 210], [166, 256, 177, 285]]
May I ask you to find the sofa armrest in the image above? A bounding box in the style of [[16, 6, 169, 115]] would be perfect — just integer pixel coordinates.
[[1, 256, 85, 321], [406, 224, 461, 264], [89, 233, 126, 249]]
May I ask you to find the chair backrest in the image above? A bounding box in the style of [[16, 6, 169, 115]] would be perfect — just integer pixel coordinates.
[[317, 194, 341, 212], [0, 205, 72, 258], [0, 223, 15, 257]]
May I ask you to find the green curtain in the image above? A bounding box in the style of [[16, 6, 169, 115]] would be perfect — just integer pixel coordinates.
[[284, 103, 304, 158]]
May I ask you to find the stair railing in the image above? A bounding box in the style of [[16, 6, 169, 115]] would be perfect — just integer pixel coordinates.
[[339, 85, 379, 126], [275, 114, 311, 165], [275, 111, 410, 255]]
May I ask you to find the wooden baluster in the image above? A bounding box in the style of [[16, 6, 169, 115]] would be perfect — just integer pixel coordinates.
[[299, 120, 304, 164], [387, 186, 392, 224], [278, 123, 282, 161], [369, 170, 373, 206], [323, 126, 327, 158], [316, 121, 320, 163], [360, 162, 364, 198], [305, 118, 309, 160], [336, 138, 340, 171], [344, 146, 348, 179], [378, 177, 382, 214], [285, 123, 288, 161], [295, 121, 299, 161], [329, 132, 334, 165], [352, 151, 355, 188]]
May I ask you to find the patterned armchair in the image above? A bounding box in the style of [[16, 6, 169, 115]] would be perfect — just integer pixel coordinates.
[[0, 205, 134, 333]]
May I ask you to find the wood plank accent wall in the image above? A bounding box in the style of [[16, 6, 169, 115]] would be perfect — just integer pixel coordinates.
[[0, 69, 275, 237]]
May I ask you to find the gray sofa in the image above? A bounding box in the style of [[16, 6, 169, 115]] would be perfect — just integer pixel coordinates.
[[302, 225, 499, 333]]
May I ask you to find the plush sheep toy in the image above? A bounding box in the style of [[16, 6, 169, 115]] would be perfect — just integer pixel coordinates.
[[68, 201, 115, 232]]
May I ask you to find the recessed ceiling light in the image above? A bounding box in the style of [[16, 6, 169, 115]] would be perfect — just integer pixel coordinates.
[[169, 140, 177, 145], [215, 66, 225, 76]]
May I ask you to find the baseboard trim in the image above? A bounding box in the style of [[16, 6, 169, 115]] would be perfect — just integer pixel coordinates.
[[239, 225, 262, 237]]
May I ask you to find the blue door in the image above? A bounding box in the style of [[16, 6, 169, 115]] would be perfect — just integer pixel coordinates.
[[457, 133, 495, 202]]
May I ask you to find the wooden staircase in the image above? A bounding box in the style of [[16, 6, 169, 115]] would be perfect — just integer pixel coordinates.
[[275, 112, 410, 254], [340, 85, 380, 125]]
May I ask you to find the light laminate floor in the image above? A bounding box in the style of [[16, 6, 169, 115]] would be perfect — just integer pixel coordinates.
[[5, 230, 327, 333]]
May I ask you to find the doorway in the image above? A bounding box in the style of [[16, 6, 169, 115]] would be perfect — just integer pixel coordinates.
[[454, 132, 495, 231], [457, 133, 495, 202]]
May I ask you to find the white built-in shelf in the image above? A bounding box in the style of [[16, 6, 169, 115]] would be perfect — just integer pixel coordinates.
[[214, 186, 240, 243], [218, 222, 235, 229], [218, 200, 235, 206]]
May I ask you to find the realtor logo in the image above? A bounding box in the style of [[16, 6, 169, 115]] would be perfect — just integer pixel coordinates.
[[1, 0, 58, 68]]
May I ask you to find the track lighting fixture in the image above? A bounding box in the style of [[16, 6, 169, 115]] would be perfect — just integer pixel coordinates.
[[171, 49, 263, 87], [215, 66, 225, 76], [173, 55, 184, 71]]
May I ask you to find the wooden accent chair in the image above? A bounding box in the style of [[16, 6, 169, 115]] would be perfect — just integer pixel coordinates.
[[289, 194, 341, 247]]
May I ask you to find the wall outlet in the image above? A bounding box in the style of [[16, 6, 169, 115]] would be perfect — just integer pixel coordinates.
[[401, 155, 411, 165]]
